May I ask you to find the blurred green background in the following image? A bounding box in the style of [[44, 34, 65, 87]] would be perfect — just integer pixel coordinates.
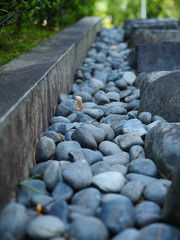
[[0, 0, 179, 66]]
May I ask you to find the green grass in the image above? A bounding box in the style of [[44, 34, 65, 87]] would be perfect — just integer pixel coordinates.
[[0, 23, 66, 67]]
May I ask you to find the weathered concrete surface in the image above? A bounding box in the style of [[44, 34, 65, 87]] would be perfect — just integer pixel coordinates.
[[136, 42, 180, 73], [139, 71, 180, 122], [0, 17, 101, 210], [129, 29, 180, 48]]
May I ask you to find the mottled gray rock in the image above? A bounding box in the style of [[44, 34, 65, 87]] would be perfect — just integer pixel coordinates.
[[139, 71, 180, 122], [68, 216, 109, 240], [71, 187, 101, 212], [121, 180, 145, 203], [99, 141, 122, 156], [135, 201, 161, 227], [93, 171, 125, 192], [62, 161, 92, 190], [128, 158, 158, 177], [118, 133, 144, 151], [140, 223, 180, 240], [101, 198, 135, 233], [0, 203, 28, 240], [122, 119, 147, 137], [27, 216, 65, 239], [36, 136, 56, 162], [103, 152, 129, 166], [144, 179, 171, 205], [112, 228, 142, 240], [145, 123, 180, 179], [55, 141, 81, 161]]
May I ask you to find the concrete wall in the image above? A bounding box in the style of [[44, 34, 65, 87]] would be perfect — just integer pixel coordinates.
[[0, 17, 101, 210]]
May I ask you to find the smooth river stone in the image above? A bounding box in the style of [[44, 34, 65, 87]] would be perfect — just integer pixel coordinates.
[[118, 133, 144, 151], [122, 119, 147, 137], [129, 145, 145, 161], [112, 228, 142, 240], [91, 161, 111, 175], [62, 161, 92, 190], [103, 152, 129, 166], [93, 171, 125, 192], [55, 141, 81, 161], [97, 123, 115, 141], [98, 141, 122, 156], [126, 173, 157, 187]]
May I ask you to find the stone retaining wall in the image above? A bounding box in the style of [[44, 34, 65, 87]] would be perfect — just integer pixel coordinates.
[[0, 17, 101, 210]]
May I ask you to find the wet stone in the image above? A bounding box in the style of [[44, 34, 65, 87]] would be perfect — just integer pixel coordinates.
[[68, 216, 109, 240], [71, 187, 101, 212], [143, 179, 171, 205], [27, 215, 65, 239], [127, 158, 158, 177], [135, 201, 161, 228], [101, 198, 135, 234], [62, 161, 92, 190], [121, 180, 145, 203], [93, 171, 125, 193], [118, 133, 144, 151], [35, 136, 56, 163], [129, 145, 145, 161]]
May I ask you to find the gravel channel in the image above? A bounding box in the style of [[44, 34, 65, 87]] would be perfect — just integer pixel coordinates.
[[0, 27, 180, 240]]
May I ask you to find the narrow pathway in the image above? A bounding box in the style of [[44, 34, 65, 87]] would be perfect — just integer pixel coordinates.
[[0, 27, 180, 240]]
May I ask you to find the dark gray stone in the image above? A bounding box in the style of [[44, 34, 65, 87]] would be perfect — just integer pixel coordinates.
[[47, 123, 67, 135], [120, 90, 132, 100], [126, 173, 157, 187], [98, 141, 122, 156], [105, 92, 120, 102], [139, 71, 180, 122], [30, 160, 52, 177], [80, 124, 105, 144], [135, 201, 161, 227], [0, 202, 28, 240], [93, 171, 125, 192], [71, 127, 97, 150], [27, 216, 65, 239], [35, 136, 56, 163], [52, 181, 74, 201], [103, 152, 129, 166], [115, 79, 128, 90], [41, 131, 64, 144], [71, 187, 101, 212], [17, 179, 48, 207], [122, 119, 147, 137], [105, 106, 127, 116], [68, 205, 94, 219], [62, 161, 92, 190], [49, 200, 68, 223], [43, 161, 62, 191], [121, 180, 145, 203], [118, 133, 144, 151], [137, 42, 180, 73], [145, 122, 180, 179], [144, 179, 171, 205], [97, 123, 115, 141], [82, 108, 104, 120], [69, 148, 103, 165], [138, 112, 152, 125], [162, 166, 180, 228], [112, 228, 142, 240], [128, 158, 158, 177], [140, 223, 180, 240], [68, 216, 109, 240], [101, 199, 135, 234], [55, 141, 81, 161], [125, 99, 140, 111], [91, 161, 111, 175]]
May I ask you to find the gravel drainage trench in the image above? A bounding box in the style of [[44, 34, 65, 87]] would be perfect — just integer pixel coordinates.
[[0, 18, 180, 240]]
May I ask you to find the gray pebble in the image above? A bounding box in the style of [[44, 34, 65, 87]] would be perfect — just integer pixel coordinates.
[[138, 112, 152, 125], [112, 228, 142, 240], [129, 145, 145, 161], [91, 161, 111, 175], [118, 133, 144, 151], [55, 141, 81, 161], [103, 152, 129, 166], [122, 119, 147, 137], [126, 173, 157, 187], [99, 141, 122, 156]]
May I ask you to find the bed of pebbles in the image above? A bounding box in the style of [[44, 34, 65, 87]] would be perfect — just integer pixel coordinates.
[[0, 27, 180, 240]]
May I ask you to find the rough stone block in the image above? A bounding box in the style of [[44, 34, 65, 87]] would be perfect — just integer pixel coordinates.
[[139, 71, 180, 122], [136, 42, 180, 73]]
